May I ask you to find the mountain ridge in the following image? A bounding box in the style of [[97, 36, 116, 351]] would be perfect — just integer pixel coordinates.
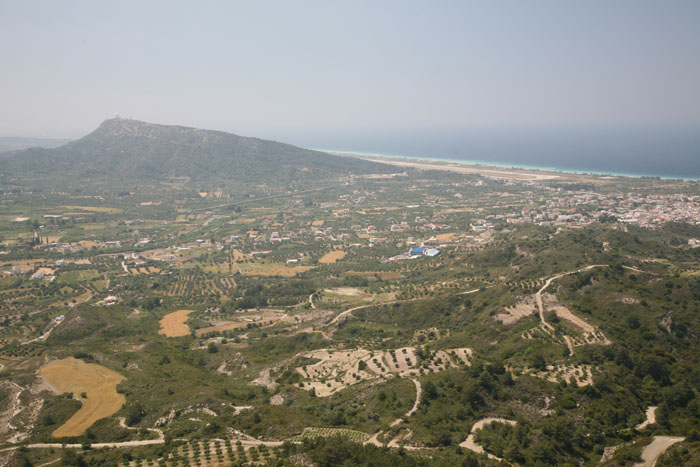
[[0, 118, 394, 183]]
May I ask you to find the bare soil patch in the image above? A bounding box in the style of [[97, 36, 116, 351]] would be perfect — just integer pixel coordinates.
[[325, 287, 363, 296], [496, 295, 537, 325]]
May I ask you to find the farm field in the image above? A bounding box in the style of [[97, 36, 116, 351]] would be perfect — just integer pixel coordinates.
[[318, 250, 346, 263], [237, 262, 314, 277], [39, 358, 125, 437], [158, 310, 196, 337], [1, 146, 700, 466]]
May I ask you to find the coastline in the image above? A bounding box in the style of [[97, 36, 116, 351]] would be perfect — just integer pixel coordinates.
[[320, 149, 700, 182]]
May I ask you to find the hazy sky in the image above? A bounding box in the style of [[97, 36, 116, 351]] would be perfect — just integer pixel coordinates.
[[1, 1, 699, 138]]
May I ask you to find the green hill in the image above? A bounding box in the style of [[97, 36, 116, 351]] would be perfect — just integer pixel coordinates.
[[0, 118, 394, 183]]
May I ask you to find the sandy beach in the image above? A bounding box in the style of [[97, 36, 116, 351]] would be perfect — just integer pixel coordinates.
[[334, 152, 562, 181]]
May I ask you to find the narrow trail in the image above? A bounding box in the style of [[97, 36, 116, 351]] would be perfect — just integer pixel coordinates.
[[22, 321, 59, 345], [457, 285, 493, 295], [563, 336, 575, 356], [328, 298, 420, 325], [118, 416, 164, 440], [636, 406, 658, 431], [389, 379, 422, 427], [308, 293, 315, 309], [329, 282, 493, 327], [367, 378, 422, 447], [459, 418, 517, 463], [534, 265, 607, 355]]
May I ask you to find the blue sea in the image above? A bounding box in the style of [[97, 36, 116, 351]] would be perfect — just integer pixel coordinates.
[[302, 128, 700, 180]]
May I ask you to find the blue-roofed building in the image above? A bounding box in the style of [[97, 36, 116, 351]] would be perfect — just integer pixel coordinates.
[[410, 246, 426, 255]]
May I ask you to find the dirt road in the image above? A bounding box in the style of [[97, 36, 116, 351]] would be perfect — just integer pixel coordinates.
[[459, 418, 517, 461], [634, 436, 684, 467], [636, 406, 658, 431], [535, 265, 607, 354]]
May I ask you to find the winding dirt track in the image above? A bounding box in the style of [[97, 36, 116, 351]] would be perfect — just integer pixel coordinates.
[[634, 436, 684, 467], [459, 418, 517, 461], [535, 265, 607, 355]]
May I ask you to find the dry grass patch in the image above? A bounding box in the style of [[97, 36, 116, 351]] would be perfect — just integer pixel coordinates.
[[195, 321, 249, 336], [435, 233, 458, 242], [130, 267, 161, 275], [232, 249, 248, 261], [40, 357, 125, 437], [239, 263, 314, 277], [319, 250, 346, 264], [159, 310, 195, 337], [62, 205, 122, 213]]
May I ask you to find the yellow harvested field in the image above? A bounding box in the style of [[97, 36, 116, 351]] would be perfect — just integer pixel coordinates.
[[62, 205, 123, 213], [312, 220, 324, 226], [346, 271, 403, 280], [240, 264, 314, 277], [35, 267, 55, 275], [77, 240, 100, 248], [131, 267, 161, 275], [232, 249, 248, 261], [159, 310, 195, 337], [319, 250, 346, 264], [195, 321, 253, 337], [40, 357, 125, 438], [435, 233, 458, 242]]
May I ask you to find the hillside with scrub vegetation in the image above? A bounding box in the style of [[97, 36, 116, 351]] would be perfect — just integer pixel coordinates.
[[1, 124, 700, 466]]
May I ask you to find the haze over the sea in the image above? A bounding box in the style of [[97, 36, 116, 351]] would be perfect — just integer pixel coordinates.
[[295, 127, 700, 180]]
